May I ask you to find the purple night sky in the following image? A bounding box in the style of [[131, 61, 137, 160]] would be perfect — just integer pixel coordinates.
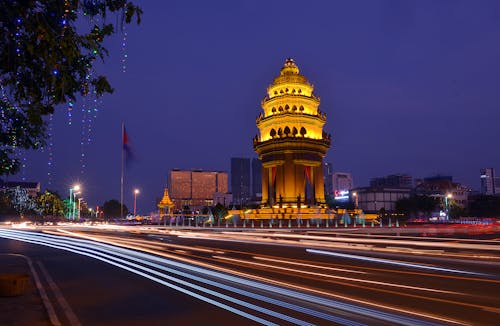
[[12, 0, 500, 213]]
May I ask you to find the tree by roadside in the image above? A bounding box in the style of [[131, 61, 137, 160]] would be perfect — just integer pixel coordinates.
[[0, 191, 16, 218], [0, 1, 142, 175], [395, 195, 440, 219], [36, 190, 64, 217], [102, 199, 128, 218], [212, 203, 228, 223], [468, 195, 500, 217], [5, 186, 39, 216]]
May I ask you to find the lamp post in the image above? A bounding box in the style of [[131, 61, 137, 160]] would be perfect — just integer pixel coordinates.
[[70, 184, 80, 220], [445, 193, 452, 221], [68, 188, 73, 220], [352, 192, 358, 209], [73, 191, 80, 220], [134, 189, 140, 216], [78, 198, 83, 220]]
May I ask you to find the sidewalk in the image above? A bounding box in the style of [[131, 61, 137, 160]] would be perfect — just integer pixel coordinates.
[[0, 254, 50, 326]]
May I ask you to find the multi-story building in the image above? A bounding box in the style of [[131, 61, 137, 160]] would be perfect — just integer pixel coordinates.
[[216, 172, 228, 194], [332, 172, 353, 194], [169, 169, 228, 210], [414, 176, 470, 208], [370, 174, 412, 188], [352, 186, 411, 213], [480, 168, 500, 195], [251, 158, 262, 200], [170, 170, 192, 200], [231, 158, 251, 205]]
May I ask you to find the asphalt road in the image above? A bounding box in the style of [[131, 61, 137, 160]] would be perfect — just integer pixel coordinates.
[[1, 225, 499, 325]]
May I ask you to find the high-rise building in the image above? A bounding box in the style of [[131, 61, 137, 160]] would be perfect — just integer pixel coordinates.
[[252, 158, 262, 199], [370, 174, 412, 188], [323, 162, 334, 199], [169, 169, 228, 210], [231, 158, 251, 205], [253, 58, 331, 206], [332, 172, 353, 194], [480, 168, 500, 195]]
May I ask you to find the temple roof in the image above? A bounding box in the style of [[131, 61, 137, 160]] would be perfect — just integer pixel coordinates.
[[280, 58, 300, 76], [158, 187, 174, 207], [270, 57, 309, 88]]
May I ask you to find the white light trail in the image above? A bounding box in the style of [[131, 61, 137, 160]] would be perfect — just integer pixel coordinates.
[[307, 249, 489, 276], [253, 256, 367, 274], [0, 230, 288, 325], [215, 256, 459, 294], [0, 229, 455, 326]]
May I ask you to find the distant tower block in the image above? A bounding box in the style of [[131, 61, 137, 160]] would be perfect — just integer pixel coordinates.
[[253, 58, 331, 207]]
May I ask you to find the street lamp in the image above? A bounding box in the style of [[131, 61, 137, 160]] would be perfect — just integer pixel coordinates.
[[68, 188, 73, 220], [352, 192, 358, 209], [445, 193, 452, 221], [73, 190, 80, 220], [78, 198, 83, 220], [134, 189, 140, 216], [69, 184, 80, 220]]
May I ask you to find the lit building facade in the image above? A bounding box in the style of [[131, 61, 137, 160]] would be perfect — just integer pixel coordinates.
[[415, 176, 470, 208], [353, 186, 411, 213], [332, 172, 353, 194], [253, 58, 331, 207], [217, 173, 228, 194], [169, 169, 228, 210]]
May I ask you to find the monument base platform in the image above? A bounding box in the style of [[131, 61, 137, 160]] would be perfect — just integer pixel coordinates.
[[229, 206, 335, 220]]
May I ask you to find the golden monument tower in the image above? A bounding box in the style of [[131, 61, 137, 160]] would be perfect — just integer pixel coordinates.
[[254, 58, 331, 208]]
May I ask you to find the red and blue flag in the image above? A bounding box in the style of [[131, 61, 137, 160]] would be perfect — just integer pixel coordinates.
[[123, 126, 134, 165]]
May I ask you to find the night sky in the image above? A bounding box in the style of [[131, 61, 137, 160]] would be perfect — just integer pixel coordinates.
[[14, 0, 500, 214]]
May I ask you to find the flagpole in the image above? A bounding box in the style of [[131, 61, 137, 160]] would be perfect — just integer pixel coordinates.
[[121, 122, 124, 219]]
